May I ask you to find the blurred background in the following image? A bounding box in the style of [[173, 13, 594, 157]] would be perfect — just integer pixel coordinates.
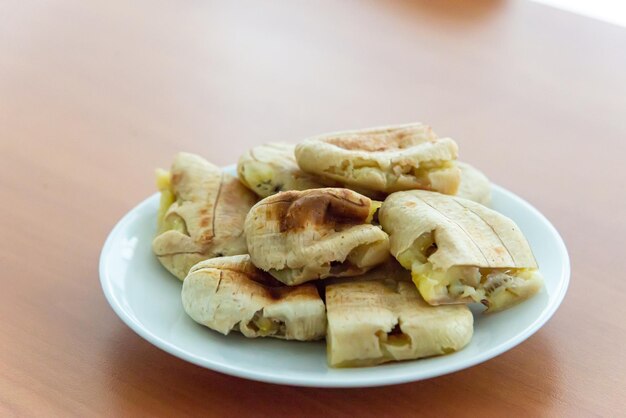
[[530, 0, 626, 27], [2, 0, 624, 229]]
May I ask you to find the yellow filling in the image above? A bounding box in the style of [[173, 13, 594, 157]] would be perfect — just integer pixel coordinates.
[[410, 264, 479, 304], [240, 162, 277, 196], [255, 316, 278, 333], [396, 233, 434, 269], [365, 200, 382, 224], [249, 311, 284, 336], [156, 168, 172, 191], [398, 233, 542, 312], [155, 169, 187, 234]]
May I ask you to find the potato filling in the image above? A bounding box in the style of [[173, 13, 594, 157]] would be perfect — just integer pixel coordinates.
[[247, 310, 285, 337], [324, 160, 453, 188], [398, 233, 543, 312], [365, 200, 382, 224], [155, 169, 188, 235], [239, 162, 279, 195]]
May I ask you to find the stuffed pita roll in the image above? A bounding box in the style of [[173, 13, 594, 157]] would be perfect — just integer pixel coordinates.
[[245, 188, 390, 286], [237, 142, 328, 198], [182, 255, 326, 340], [456, 162, 491, 206], [152, 152, 257, 280], [294, 123, 461, 195], [379, 190, 543, 312], [326, 278, 473, 368]]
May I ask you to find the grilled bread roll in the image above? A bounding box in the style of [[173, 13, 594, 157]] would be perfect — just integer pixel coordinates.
[[295, 123, 460, 195], [326, 278, 473, 367], [237, 142, 327, 198], [245, 188, 390, 285], [379, 190, 543, 312], [152, 152, 257, 280], [182, 255, 326, 341]]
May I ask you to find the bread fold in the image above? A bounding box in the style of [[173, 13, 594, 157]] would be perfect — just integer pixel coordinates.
[[295, 124, 460, 195], [237, 142, 327, 198], [379, 190, 542, 312], [152, 152, 257, 280], [326, 278, 473, 367], [245, 188, 390, 285], [182, 255, 326, 340]]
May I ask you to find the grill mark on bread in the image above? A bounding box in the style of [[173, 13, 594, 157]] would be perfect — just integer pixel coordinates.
[[322, 125, 435, 152], [453, 199, 518, 266], [248, 270, 285, 288], [171, 171, 183, 187], [157, 251, 205, 257], [193, 267, 285, 292], [416, 195, 490, 266], [260, 189, 370, 232], [209, 172, 224, 241], [267, 287, 285, 300]]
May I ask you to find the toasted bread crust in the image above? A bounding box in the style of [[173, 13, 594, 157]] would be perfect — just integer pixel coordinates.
[[245, 188, 390, 285], [295, 123, 460, 194], [237, 142, 327, 198], [182, 255, 326, 340], [152, 153, 258, 280]]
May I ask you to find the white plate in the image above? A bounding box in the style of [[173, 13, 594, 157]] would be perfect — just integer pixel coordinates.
[[99, 165, 569, 387]]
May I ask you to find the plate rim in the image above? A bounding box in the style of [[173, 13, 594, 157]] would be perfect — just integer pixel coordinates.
[[99, 178, 570, 388]]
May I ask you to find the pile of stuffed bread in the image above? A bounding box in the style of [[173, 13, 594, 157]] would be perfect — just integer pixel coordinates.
[[152, 123, 543, 368]]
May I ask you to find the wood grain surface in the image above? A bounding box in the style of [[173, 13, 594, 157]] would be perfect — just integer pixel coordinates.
[[1, 0, 625, 416]]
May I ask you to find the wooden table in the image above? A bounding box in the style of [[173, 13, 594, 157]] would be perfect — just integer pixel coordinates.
[[2, 0, 625, 415]]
